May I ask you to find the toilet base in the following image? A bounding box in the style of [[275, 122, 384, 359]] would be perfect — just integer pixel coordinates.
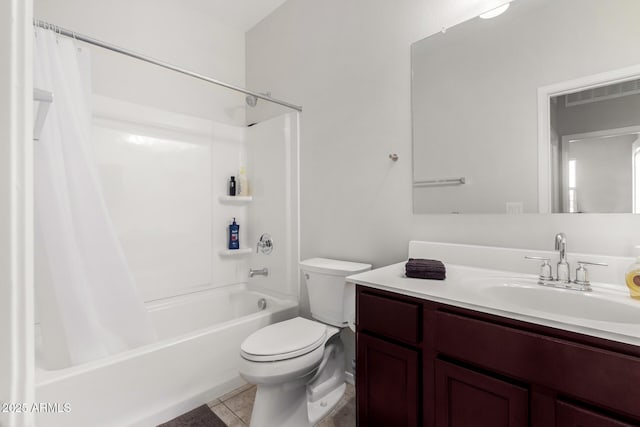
[[308, 382, 346, 426], [249, 380, 346, 427], [249, 378, 311, 427]]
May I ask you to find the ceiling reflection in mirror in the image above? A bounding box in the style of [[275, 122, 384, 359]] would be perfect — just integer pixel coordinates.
[[411, 0, 640, 214]]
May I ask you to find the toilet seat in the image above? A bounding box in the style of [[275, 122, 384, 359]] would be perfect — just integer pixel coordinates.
[[241, 317, 327, 362]]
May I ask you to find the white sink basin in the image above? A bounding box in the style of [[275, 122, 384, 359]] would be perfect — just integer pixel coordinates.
[[464, 277, 640, 325], [484, 285, 639, 324]]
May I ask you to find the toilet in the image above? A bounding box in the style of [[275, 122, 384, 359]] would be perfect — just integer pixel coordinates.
[[239, 258, 371, 427]]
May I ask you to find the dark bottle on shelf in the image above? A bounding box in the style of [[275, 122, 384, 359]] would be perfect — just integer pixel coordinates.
[[229, 176, 236, 196]]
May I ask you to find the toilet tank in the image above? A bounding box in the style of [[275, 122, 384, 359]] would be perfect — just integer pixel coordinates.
[[300, 258, 371, 327]]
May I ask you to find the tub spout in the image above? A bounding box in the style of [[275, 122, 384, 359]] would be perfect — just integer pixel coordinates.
[[249, 268, 269, 278]]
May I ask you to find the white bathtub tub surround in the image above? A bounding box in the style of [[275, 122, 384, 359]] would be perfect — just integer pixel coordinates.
[[347, 241, 640, 347], [35, 284, 298, 427], [246, 113, 300, 299], [87, 97, 300, 303], [91, 97, 249, 302]]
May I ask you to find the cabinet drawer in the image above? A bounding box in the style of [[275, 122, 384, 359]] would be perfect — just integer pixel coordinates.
[[434, 311, 640, 421], [358, 292, 421, 345]]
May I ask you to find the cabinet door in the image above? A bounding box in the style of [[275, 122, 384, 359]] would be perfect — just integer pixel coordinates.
[[357, 333, 420, 427], [556, 401, 637, 427], [435, 360, 528, 427]]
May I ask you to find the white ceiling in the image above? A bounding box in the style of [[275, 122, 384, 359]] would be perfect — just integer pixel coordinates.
[[191, 0, 288, 32]]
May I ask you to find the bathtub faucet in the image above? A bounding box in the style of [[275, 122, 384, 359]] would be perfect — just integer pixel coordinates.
[[249, 267, 269, 278]]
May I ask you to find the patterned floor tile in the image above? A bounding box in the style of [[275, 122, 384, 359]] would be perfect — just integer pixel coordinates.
[[210, 403, 247, 427], [221, 386, 256, 425]]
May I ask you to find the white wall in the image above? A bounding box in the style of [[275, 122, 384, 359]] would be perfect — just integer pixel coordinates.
[[247, 0, 640, 280], [34, 0, 247, 125]]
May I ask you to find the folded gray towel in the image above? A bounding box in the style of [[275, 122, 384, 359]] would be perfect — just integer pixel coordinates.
[[405, 258, 446, 280], [406, 258, 445, 270]]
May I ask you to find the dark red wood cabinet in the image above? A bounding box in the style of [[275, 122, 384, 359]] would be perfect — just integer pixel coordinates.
[[555, 401, 637, 427], [357, 333, 420, 427], [355, 286, 640, 427], [434, 359, 528, 427]]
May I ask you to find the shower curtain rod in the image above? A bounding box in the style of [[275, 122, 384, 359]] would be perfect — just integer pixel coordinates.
[[33, 19, 303, 112]]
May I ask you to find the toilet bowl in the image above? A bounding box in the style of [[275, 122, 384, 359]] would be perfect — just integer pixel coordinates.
[[238, 258, 371, 427], [239, 317, 345, 427]]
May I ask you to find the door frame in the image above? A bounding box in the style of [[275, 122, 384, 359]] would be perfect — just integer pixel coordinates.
[[537, 64, 640, 213], [0, 0, 34, 426]]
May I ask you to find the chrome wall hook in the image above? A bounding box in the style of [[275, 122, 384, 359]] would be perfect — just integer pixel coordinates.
[[389, 153, 399, 161]]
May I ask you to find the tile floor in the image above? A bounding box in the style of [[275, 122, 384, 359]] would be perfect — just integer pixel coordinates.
[[208, 382, 356, 427]]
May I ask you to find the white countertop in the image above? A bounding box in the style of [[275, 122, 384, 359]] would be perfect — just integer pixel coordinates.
[[348, 261, 640, 347]]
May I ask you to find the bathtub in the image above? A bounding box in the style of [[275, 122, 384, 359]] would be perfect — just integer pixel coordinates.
[[35, 283, 298, 427]]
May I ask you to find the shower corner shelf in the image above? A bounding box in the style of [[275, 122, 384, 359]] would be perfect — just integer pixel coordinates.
[[219, 195, 253, 204], [219, 248, 252, 257]]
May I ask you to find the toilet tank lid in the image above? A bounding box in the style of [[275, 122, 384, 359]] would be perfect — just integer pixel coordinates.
[[300, 258, 371, 276]]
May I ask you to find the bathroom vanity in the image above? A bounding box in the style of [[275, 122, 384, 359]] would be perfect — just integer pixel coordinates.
[[350, 242, 640, 427]]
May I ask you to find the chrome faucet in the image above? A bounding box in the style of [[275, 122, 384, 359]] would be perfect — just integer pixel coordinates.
[[525, 233, 608, 292], [249, 267, 269, 278], [555, 233, 570, 283]]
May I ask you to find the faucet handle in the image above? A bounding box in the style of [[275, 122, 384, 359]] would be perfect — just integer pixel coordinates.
[[574, 260, 608, 287], [256, 233, 274, 255], [524, 256, 553, 281], [576, 260, 608, 266]]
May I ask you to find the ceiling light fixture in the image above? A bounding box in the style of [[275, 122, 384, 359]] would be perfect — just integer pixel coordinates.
[[479, 3, 510, 19]]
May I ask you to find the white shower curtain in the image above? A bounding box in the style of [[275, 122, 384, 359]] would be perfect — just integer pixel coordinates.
[[33, 27, 156, 367]]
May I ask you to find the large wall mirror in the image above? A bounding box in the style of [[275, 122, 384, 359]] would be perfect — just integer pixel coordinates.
[[411, 0, 640, 214]]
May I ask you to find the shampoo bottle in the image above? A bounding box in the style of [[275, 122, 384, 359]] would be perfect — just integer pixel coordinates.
[[625, 246, 640, 299], [228, 218, 240, 250]]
